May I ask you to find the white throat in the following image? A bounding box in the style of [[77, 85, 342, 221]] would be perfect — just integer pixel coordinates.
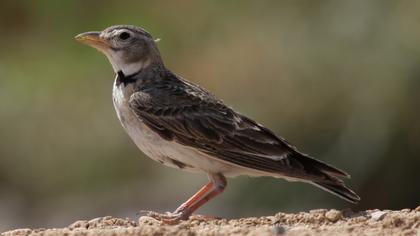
[[105, 50, 149, 76]]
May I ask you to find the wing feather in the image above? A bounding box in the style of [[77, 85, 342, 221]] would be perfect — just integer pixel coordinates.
[[128, 75, 349, 181]]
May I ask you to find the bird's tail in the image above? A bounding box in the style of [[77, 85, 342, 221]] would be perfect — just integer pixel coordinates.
[[312, 181, 360, 203], [294, 154, 361, 203]]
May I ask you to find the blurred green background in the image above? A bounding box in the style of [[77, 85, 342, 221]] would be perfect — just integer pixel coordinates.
[[1, 0, 419, 231]]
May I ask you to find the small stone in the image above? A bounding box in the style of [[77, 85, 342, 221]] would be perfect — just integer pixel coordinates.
[[272, 224, 286, 235], [325, 209, 342, 222], [371, 211, 387, 221], [415, 206, 420, 212], [138, 216, 160, 225], [68, 220, 88, 229]]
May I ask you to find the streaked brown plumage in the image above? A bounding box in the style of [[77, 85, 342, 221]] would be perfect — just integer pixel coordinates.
[[76, 25, 360, 224]]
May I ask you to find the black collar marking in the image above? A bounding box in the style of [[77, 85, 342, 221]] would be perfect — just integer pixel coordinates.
[[116, 70, 141, 86]]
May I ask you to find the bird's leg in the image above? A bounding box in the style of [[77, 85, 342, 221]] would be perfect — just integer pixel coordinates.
[[146, 173, 227, 224], [174, 174, 227, 216]]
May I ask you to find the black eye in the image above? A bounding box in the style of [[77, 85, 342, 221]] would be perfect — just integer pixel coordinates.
[[119, 32, 130, 40]]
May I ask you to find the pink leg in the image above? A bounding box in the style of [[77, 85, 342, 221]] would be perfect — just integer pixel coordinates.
[[146, 173, 227, 224]]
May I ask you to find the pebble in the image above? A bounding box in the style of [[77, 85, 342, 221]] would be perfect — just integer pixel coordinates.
[[415, 206, 420, 212], [325, 209, 342, 222], [400, 208, 411, 213], [371, 211, 387, 221], [138, 216, 161, 225], [68, 220, 89, 229]]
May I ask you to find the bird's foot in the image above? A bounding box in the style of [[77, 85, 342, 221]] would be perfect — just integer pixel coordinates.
[[140, 210, 190, 225]]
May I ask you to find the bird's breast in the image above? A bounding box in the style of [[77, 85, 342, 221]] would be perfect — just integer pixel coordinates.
[[112, 83, 157, 150], [112, 83, 196, 170]]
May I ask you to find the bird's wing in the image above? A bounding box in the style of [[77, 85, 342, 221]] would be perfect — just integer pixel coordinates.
[[128, 78, 348, 180]]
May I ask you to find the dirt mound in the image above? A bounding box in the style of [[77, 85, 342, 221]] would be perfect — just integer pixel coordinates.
[[3, 207, 419, 236]]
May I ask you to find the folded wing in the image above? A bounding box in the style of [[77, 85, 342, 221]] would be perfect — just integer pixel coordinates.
[[128, 76, 350, 183]]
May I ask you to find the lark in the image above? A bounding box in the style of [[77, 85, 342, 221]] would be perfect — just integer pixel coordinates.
[[75, 25, 360, 223]]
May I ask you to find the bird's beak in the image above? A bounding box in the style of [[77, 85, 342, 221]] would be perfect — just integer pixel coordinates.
[[75, 31, 110, 51]]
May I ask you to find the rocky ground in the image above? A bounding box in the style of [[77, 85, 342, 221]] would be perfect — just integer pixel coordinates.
[[3, 207, 419, 236]]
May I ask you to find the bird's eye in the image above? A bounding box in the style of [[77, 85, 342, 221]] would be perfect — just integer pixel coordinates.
[[119, 32, 131, 40]]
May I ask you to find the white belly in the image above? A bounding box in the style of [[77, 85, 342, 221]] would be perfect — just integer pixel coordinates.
[[112, 84, 250, 176]]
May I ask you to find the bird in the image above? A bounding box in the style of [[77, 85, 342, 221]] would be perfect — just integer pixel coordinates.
[[75, 25, 360, 223]]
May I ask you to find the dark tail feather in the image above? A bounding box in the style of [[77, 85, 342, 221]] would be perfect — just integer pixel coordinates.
[[291, 153, 360, 203], [295, 154, 350, 178], [312, 181, 361, 203]]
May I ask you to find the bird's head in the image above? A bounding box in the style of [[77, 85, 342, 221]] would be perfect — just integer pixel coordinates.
[[75, 25, 161, 76]]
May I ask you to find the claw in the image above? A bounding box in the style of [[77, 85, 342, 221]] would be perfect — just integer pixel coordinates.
[[141, 210, 189, 225]]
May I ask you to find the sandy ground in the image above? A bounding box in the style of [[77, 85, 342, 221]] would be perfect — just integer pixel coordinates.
[[3, 207, 419, 236]]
